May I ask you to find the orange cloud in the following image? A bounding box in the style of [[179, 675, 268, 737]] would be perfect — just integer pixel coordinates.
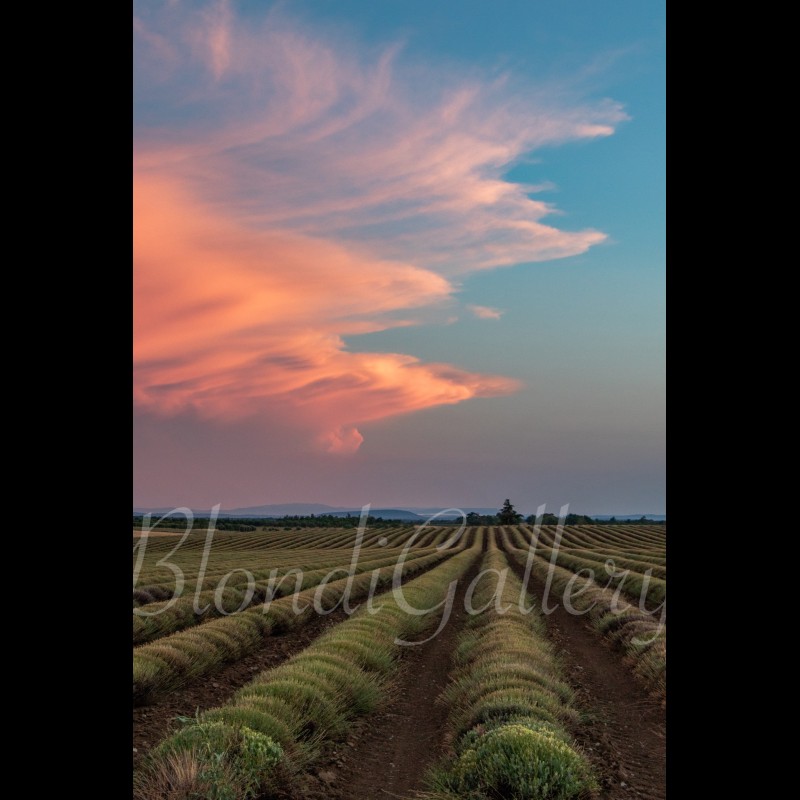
[[133, 7, 623, 452], [134, 173, 519, 450]]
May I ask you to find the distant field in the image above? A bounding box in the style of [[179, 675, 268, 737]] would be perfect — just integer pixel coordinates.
[[133, 524, 666, 799]]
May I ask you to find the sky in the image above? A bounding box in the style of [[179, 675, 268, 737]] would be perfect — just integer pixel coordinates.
[[133, 0, 665, 516]]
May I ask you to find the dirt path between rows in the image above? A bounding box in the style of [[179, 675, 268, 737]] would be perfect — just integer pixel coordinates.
[[513, 563, 666, 800], [132, 607, 349, 765], [291, 556, 484, 800]]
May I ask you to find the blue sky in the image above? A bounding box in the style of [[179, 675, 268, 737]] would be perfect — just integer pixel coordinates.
[[133, 0, 665, 515]]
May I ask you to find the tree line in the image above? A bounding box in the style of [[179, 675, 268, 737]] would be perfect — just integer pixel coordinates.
[[465, 499, 663, 526], [132, 514, 401, 531], [132, 516, 258, 532], [133, 500, 664, 532]]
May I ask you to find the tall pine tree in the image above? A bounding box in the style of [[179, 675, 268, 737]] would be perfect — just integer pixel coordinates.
[[498, 498, 523, 524]]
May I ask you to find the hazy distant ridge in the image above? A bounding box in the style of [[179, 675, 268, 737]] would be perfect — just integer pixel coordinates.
[[133, 503, 665, 520]]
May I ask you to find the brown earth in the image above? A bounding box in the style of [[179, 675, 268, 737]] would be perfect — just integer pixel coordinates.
[[289, 559, 483, 800], [132, 607, 349, 765], [516, 564, 666, 800], [133, 537, 666, 800], [133, 552, 458, 762]]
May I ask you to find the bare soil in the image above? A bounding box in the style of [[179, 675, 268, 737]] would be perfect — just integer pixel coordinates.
[[133, 537, 666, 800], [520, 568, 666, 800], [132, 608, 349, 765], [133, 552, 455, 762], [289, 559, 483, 800]]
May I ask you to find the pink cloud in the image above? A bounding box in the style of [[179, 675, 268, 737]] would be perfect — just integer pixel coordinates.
[[134, 10, 625, 277], [203, 0, 232, 80], [134, 6, 623, 452], [468, 305, 504, 320], [134, 173, 519, 450]]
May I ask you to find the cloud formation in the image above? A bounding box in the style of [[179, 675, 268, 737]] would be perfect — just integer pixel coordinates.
[[468, 305, 505, 320], [134, 173, 519, 452], [134, 3, 624, 451]]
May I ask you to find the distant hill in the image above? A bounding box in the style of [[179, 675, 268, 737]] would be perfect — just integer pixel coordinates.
[[133, 507, 201, 516], [133, 503, 665, 522], [327, 509, 423, 520], [132, 503, 423, 521], [227, 504, 424, 519], [226, 503, 348, 516], [223, 504, 503, 519], [411, 507, 501, 517], [133, 503, 348, 517]]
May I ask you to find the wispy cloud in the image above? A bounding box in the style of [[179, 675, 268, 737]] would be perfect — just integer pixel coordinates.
[[133, 4, 624, 452], [201, 0, 232, 80], [467, 305, 504, 320]]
